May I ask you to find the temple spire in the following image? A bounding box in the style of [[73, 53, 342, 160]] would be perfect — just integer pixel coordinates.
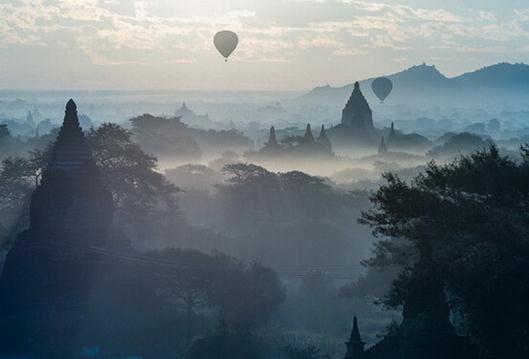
[[303, 124, 315, 143], [28, 99, 113, 230], [317, 125, 332, 151], [341, 82, 374, 133], [344, 316, 365, 359], [378, 136, 387, 154], [267, 126, 278, 146], [388, 122, 396, 141]]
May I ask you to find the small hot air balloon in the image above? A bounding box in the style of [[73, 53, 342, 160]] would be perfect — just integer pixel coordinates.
[[214, 30, 238, 62], [371, 77, 393, 104]]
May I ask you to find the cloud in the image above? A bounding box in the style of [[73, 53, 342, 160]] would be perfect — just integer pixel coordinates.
[[1, 0, 529, 68]]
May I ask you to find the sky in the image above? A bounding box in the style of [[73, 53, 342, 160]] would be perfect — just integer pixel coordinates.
[[2, 0, 529, 91]]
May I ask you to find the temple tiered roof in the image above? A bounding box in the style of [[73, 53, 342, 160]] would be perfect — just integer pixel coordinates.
[[341, 82, 374, 132], [46, 99, 93, 173], [30, 99, 112, 231]]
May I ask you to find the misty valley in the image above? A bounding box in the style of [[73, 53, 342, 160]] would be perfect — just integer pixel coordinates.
[[1, 61, 529, 358]]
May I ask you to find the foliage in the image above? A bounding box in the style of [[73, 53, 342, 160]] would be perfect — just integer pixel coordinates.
[[0, 148, 49, 238], [361, 145, 529, 358], [283, 344, 331, 359], [187, 327, 262, 359], [86, 123, 179, 244], [198, 163, 374, 268], [130, 113, 251, 161], [152, 248, 285, 330], [428, 132, 492, 158]]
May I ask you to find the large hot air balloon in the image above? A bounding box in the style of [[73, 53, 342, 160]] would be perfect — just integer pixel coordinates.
[[214, 30, 238, 62], [371, 77, 393, 104]]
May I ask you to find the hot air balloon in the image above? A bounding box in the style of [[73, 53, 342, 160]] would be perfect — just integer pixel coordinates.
[[371, 77, 393, 104], [214, 30, 238, 62]]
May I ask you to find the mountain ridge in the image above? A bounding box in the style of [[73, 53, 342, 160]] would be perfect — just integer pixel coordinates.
[[300, 62, 529, 106]]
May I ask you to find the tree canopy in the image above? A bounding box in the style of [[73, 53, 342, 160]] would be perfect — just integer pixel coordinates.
[[361, 145, 529, 358]]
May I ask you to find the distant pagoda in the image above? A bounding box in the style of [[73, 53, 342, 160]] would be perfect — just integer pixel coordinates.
[[317, 125, 332, 152], [341, 82, 374, 132], [377, 136, 388, 154], [328, 82, 378, 147], [303, 123, 315, 144], [267, 126, 278, 146]]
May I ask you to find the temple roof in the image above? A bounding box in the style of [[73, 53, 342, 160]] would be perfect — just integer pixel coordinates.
[[343, 82, 371, 116], [317, 125, 332, 150], [349, 316, 364, 344], [303, 123, 315, 143], [47, 99, 93, 171], [341, 82, 374, 132]]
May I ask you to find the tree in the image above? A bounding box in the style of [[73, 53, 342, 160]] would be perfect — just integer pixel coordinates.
[[86, 123, 179, 245], [152, 248, 225, 347], [0, 153, 44, 242], [284, 344, 331, 359], [210, 261, 285, 329], [152, 248, 285, 345], [360, 146, 529, 358]]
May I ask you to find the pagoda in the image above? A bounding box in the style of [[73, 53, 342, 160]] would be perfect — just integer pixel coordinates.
[[317, 125, 332, 152], [0, 100, 126, 355], [328, 82, 379, 147]]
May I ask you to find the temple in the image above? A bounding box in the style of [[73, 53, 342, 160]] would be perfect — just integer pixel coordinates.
[[0, 100, 132, 356], [328, 82, 378, 146], [303, 123, 315, 143], [377, 136, 387, 154], [317, 125, 332, 152], [267, 125, 278, 146], [344, 317, 365, 359], [29, 99, 113, 231]]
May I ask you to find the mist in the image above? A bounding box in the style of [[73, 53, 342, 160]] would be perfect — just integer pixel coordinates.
[[2, 1, 529, 357]]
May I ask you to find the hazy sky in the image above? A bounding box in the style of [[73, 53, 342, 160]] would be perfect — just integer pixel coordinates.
[[2, 0, 529, 91]]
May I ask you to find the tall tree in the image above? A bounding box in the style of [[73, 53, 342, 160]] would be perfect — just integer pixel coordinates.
[[360, 146, 529, 358]]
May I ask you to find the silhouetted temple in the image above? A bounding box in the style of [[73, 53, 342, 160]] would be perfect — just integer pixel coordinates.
[[343, 242, 478, 359], [328, 82, 378, 146], [249, 122, 335, 161], [267, 125, 278, 146], [31, 99, 113, 230], [344, 317, 365, 359], [341, 82, 374, 132], [0, 100, 132, 356], [303, 123, 315, 143], [317, 125, 332, 151], [377, 136, 387, 154]]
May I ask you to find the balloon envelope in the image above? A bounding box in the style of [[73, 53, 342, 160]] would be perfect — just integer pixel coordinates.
[[371, 77, 393, 103], [214, 31, 238, 61]]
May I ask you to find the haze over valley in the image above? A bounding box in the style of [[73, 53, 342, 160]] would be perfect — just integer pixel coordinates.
[[2, 1, 529, 358]]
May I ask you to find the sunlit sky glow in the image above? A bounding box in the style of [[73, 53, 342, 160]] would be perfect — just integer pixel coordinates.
[[2, 0, 529, 90]]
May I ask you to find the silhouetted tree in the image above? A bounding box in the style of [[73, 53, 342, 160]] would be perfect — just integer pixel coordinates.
[[361, 145, 529, 358], [87, 123, 179, 244], [284, 344, 331, 359]]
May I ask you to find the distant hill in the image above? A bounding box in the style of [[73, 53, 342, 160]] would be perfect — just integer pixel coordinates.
[[299, 63, 529, 107]]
